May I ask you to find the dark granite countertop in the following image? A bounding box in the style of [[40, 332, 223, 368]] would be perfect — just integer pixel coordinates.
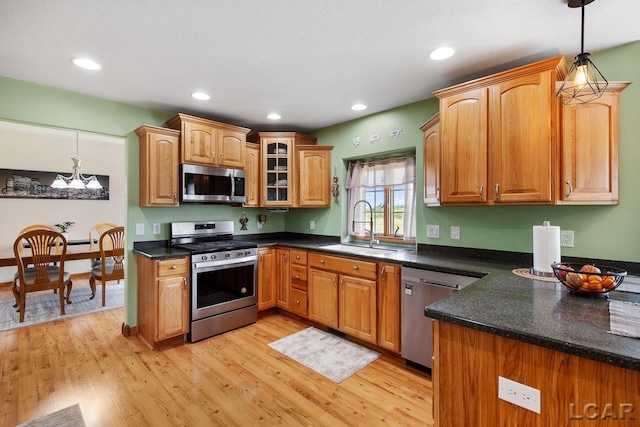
[[133, 235, 640, 372]]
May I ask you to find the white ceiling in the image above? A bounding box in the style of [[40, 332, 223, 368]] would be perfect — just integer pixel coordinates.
[[1, 0, 639, 133]]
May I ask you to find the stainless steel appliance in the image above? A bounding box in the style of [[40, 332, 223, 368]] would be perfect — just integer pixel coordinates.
[[401, 267, 477, 369], [180, 164, 246, 204], [171, 220, 257, 342]]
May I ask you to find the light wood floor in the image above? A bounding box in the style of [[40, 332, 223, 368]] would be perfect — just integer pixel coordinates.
[[0, 279, 434, 427]]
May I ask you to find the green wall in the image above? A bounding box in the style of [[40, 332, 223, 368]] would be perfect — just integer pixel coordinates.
[[2, 41, 638, 328], [291, 41, 640, 264]]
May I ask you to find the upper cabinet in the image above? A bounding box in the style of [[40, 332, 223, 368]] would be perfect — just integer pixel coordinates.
[[135, 125, 181, 207], [248, 132, 333, 208], [434, 55, 568, 206], [421, 113, 440, 206], [557, 82, 630, 205], [244, 142, 260, 207], [166, 113, 250, 169]]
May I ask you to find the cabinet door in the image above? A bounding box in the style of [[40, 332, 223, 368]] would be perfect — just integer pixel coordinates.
[[378, 263, 401, 353], [244, 143, 260, 207], [440, 88, 489, 204], [137, 126, 180, 207], [423, 117, 440, 206], [275, 248, 290, 309], [297, 148, 331, 207], [308, 268, 339, 329], [219, 129, 246, 168], [261, 138, 293, 207], [183, 121, 217, 165], [559, 87, 624, 204], [257, 248, 276, 310], [156, 275, 189, 341], [339, 275, 377, 344], [489, 72, 552, 204]]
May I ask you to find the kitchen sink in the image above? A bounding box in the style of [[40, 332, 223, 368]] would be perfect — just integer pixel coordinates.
[[319, 244, 397, 257]]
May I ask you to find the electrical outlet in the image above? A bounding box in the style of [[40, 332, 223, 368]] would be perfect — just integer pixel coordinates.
[[451, 226, 460, 240], [498, 376, 541, 414], [152, 223, 161, 235], [427, 225, 440, 238], [135, 223, 144, 236], [561, 230, 574, 247], [310, 220, 315, 230], [257, 220, 263, 229]]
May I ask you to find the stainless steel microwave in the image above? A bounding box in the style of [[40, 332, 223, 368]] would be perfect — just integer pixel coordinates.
[[180, 164, 246, 204]]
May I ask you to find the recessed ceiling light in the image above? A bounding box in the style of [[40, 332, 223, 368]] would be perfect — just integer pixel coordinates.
[[191, 92, 210, 101], [428, 47, 456, 60], [267, 113, 281, 120], [351, 103, 367, 111], [70, 57, 101, 70]]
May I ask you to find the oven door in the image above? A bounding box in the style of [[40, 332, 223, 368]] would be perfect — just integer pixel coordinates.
[[191, 257, 257, 321]]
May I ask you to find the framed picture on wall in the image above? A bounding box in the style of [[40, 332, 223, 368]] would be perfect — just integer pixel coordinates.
[[0, 168, 110, 200]]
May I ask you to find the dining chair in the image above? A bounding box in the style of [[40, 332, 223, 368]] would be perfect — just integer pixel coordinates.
[[89, 226, 125, 306], [88, 222, 117, 269], [12, 224, 61, 308], [13, 229, 72, 322]]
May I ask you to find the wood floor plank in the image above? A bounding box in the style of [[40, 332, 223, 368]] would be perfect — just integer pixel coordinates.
[[1, 280, 433, 426]]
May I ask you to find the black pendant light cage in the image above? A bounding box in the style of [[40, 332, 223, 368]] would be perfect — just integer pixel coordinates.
[[556, 0, 608, 106]]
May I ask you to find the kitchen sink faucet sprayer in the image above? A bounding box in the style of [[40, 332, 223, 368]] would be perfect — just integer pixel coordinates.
[[352, 200, 379, 248]]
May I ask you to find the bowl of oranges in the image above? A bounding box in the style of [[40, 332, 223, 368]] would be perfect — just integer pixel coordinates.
[[551, 262, 627, 296]]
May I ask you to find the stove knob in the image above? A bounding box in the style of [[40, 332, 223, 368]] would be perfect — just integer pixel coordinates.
[[237, 251, 243, 257], [201, 255, 208, 261], [244, 250, 251, 256], [225, 253, 231, 258], [212, 254, 217, 259]]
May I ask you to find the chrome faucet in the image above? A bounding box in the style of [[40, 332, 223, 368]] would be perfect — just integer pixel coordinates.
[[352, 200, 379, 248]]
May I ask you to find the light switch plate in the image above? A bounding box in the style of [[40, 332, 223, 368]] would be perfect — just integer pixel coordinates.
[[427, 224, 440, 238], [152, 223, 161, 235], [310, 220, 315, 230], [257, 220, 263, 229], [451, 226, 460, 240], [136, 223, 144, 236]]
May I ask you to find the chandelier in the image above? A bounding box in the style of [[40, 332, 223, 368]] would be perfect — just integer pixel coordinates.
[[50, 133, 103, 190], [556, 0, 608, 105]]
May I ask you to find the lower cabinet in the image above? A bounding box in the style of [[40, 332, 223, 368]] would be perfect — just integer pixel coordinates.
[[257, 248, 276, 310], [275, 248, 290, 310], [308, 252, 377, 344], [136, 255, 189, 349], [378, 262, 401, 353]]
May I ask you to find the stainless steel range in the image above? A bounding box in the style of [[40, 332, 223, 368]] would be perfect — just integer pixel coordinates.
[[171, 220, 257, 342]]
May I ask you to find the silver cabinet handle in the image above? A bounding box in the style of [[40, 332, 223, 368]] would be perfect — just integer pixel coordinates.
[[353, 265, 359, 270], [495, 183, 500, 200], [296, 255, 300, 260], [320, 259, 325, 264], [566, 180, 573, 199], [295, 275, 300, 279], [296, 299, 300, 304], [479, 184, 484, 201], [173, 192, 177, 202], [171, 265, 177, 270]]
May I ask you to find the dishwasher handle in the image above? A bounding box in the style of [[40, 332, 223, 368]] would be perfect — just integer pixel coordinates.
[[404, 278, 461, 290]]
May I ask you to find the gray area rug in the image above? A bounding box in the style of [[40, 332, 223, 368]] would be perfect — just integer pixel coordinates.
[[0, 282, 124, 332], [17, 403, 86, 427], [268, 326, 381, 383]]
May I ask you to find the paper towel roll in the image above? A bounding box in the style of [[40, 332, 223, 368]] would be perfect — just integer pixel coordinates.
[[532, 221, 561, 274]]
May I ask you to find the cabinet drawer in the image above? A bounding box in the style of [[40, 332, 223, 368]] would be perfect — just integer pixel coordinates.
[[290, 289, 307, 317], [308, 253, 377, 280], [290, 249, 307, 265], [290, 264, 307, 282], [156, 258, 189, 278]]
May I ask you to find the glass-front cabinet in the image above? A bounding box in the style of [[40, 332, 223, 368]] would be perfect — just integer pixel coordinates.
[[264, 138, 293, 206]]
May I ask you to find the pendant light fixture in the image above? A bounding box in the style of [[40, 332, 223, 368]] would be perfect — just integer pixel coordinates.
[[50, 133, 103, 190], [556, 0, 608, 105]]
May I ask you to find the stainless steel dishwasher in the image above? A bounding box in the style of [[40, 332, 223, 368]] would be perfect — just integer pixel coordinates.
[[401, 267, 477, 369]]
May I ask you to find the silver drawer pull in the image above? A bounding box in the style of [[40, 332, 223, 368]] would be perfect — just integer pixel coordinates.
[[296, 275, 300, 279], [171, 265, 177, 270], [320, 259, 325, 264], [296, 299, 300, 304], [353, 265, 358, 270]]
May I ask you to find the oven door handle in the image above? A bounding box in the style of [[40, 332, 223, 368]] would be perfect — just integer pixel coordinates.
[[193, 256, 257, 270]]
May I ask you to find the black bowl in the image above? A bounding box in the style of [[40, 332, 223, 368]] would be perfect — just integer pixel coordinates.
[[551, 262, 627, 295]]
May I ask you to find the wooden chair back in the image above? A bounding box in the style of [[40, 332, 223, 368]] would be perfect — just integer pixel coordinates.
[[99, 226, 125, 281], [13, 229, 68, 322], [89, 222, 118, 251], [16, 224, 61, 255]]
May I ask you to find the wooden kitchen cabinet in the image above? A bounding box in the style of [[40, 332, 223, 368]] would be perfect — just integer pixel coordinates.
[[135, 125, 180, 207], [557, 82, 630, 205], [434, 55, 567, 205], [289, 249, 308, 317], [308, 252, 377, 344], [377, 262, 401, 353], [248, 132, 332, 208], [421, 113, 440, 206], [257, 248, 276, 310], [166, 113, 250, 169], [136, 255, 189, 349], [275, 248, 290, 310], [244, 142, 260, 207], [296, 145, 333, 207]]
